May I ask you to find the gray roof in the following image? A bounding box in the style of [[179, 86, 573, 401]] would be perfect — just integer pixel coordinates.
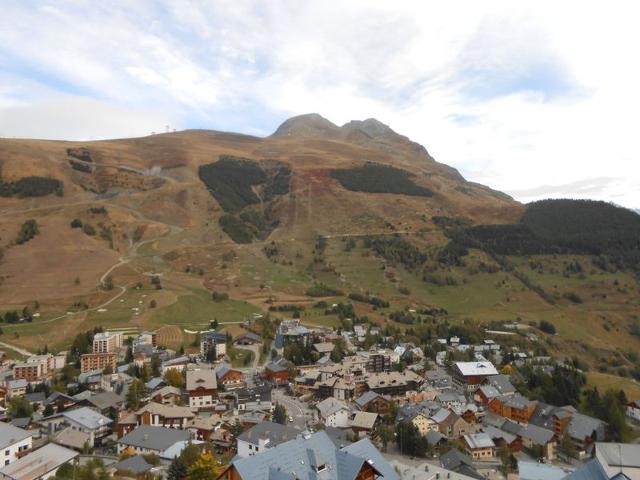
[[517, 461, 574, 480], [24, 392, 46, 403], [237, 421, 300, 447], [518, 423, 555, 445], [488, 375, 516, 395], [440, 449, 474, 470], [86, 391, 123, 410], [324, 427, 354, 448], [60, 407, 112, 430], [111, 455, 154, 475], [316, 397, 349, 418], [0, 443, 78, 480], [0, 422, 32, 450], [425, 430, 446, 446], [118, 425, 190, 452], [568, 412, 606, 441], [483, 425, 517, 445], [354, 391, 380, 408], [186, 369, 217, 390], [562, 458, 608, 480], [229, 430, 398, 480], [146, 377, 165, 391]]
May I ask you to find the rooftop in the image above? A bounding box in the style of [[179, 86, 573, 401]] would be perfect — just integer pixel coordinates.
[[0, 443, 78, 480], [454, 361, 499, 377]]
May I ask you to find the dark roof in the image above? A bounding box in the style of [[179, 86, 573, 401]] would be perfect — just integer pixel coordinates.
[[9, 418, 30, 429], [118, 426, 190, 452], [44, 392, 76, 406], [324, 427, 354, 448], [111, 455, 153, 475], [235, 332, 261, 342], [24, 392, 46, 403], [440, 448, 474, 470], [237, 421, 300, 446]]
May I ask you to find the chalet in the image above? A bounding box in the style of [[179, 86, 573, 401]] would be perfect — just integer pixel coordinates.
[[518, 423, 557, 460], [218, 430, 399, 480], [366, 371, 423, 396], [136, 402, 194, 429], [353, 391, 392, 415], [487, 393, 537, 424], [39, 407, 113, 447], [483, 425, 521, 452], [263, 361, 289, 384], [151, 385, 183, 405], [463, 432, 496, 460], [431, 408, 474, 438], [316, 397, 351, 428], [0, 443, 78, 480], [216, 364, 244, 390], [117, 425, 191, 456], [452, 361, 498, 391], [186, 369, 217, 410], [236, 421, 300, 458], [187, 414, 226, 442], [350, 412, 378, 437], [0, 423, 32, 466]]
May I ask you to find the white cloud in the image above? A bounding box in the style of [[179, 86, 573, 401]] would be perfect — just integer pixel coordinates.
[[1, 1, 639, 206]]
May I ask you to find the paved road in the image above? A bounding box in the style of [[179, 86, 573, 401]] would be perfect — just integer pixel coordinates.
[[272, 389, 315, 431], [234, 343, 261, 375]]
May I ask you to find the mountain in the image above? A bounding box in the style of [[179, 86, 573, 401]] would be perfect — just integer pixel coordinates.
[[0, 114, 638, 395]]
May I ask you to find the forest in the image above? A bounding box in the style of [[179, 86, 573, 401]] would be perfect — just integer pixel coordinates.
[[0, 176, 63, 198], [330, 162, 433, 197]]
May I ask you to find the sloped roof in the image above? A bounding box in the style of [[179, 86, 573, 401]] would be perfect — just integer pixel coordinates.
[[237, 421, 300, 446], [111, 455, 153, 475], [316, 397, 349, 418], [118, 425, 190, 452], [54, 427, 91, 450], [186, 369, 217, 390], [50, 407, 112, 431], [0, 422, 32, 450], [0, 443, 78, 480], [351, 412, 378, 430]]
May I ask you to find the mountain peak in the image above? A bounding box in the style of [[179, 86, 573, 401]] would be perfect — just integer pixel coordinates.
[[271, 113, 340, 138]]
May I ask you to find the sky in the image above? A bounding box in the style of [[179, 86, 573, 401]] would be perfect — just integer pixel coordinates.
[[1, 1, 639, 208]]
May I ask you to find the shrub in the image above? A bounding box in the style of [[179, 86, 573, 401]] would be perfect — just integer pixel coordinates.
[[539, 320, 556, 335], [70, 218, 83, 228], [82, 223, 96, 236], [0, 176, 62, 198], [212, 291, 229, 302], [16, 219, 39, 244], [305, 283, 344, 297]]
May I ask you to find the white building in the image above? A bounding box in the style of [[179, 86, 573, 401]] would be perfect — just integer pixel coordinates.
[[236, 421, 300, 458], [0, 443, 77, 480], [315, 398, 351, 428], [627, 400, 640, 422], [93, 331, 123, 354], [0, 423, 32, 467]]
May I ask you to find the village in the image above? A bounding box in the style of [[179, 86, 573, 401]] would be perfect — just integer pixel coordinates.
[[0, 315, 638, 480]]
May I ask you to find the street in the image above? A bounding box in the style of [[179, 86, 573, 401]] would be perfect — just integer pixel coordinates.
[[271, 388, 316, 431]]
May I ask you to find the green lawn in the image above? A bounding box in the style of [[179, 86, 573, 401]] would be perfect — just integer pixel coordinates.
[[149, 288, 261, 329], [228, 347, 254, 368]]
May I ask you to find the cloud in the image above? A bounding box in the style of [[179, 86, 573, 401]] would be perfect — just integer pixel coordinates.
[[0, 96, 176, 140], [0, 1, 639, 207]]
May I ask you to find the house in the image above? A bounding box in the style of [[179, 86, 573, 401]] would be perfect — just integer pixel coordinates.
[[627, 400, 640, 421], [316, 397, 351, 428], [216, 364, 244, 390], [160, 439, 205, 461], [487, 375, 516, 396], [234, 332, 262, 346], [548, 408, 606, 453], [366, 371, 423, 396], [145, 377, 166, 392], [432, 409, 474, 438], [0, 423, 32, 466], [0, 443, 78, 480], [39, 407, 113, 447], [186, 369, 217, 410], [187, 414, 226, 442], [53, 427, 92, 452], [353, 391, 392, 415], [151, 385, 183, 405], [408, 412, 438, 436], [236, 421, 300, 458], [275, 319, 311, 348], [82, 391, 123, 416], [452, 362, 498, 391], [463, 432, 496, 460], [218, 430, 399, 480], [517, 461, 574, 480], [518, 423, 557, 460], [43, 392, 77, 414], [425, 430, 447, 451], [200, 332, 228, 360], [563, 442, 640, 479], [439, 449, 482, 479], [313, 342, 335, 356], [483, 425, 521, 452], [350, 412, 378, 437], [109, 455, 155, 477], [161, 356, 191, 375], [6, 380, 27, 399], [487, 393, 537, 423], [117, 425, 191, 455], [474, 385, 500, 405], [136, 402, 195, 429], [263, 361, 289, 384]]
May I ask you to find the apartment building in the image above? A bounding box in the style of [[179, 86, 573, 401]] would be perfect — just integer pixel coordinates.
[[92, 331, 123, 354]]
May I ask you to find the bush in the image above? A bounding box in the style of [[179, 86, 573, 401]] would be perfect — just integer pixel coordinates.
[[563, 292, 583, 304], [16, 219, 39, 244], [82, 223, 96, 236], [70, 218, 83, 229], [305, 283, 344, 297], [539, 320, 556, 335], [212, 291, 229, 302]]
